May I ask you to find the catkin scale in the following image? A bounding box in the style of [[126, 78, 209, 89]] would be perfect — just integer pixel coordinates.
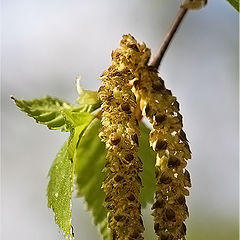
[[98, 38, 144, 240], [116, 35, 192, 240]]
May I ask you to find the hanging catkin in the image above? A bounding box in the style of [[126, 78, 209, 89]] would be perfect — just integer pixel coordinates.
[[117, 34, 191, 240], [98, 35, 147, 240], [133, 68, 191, 240]]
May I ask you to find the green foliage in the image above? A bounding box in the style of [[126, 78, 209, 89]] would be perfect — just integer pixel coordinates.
[[46, 111, 94, 240], [11, 96, 70, 130], [76, 77, 101, 108], [76, 89, 100, 107], [11, 94, 99, 131], [74, 119, 112, 240], [227, 0, 239, 12], [47, 141, 74, 239], [62, 109, 95, 158], [74, 119, 156, 240], [12, 93, 97, 240], [139, 122, 156, 206], [11, 96, 80, 131], [12, 88, 156, 240]]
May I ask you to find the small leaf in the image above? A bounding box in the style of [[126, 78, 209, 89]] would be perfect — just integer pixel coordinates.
[[47, 141, 74, 240], [76, 77, 101, 109], [12, 95, 100, 131], [139, 122, 156, 207], [62, 110, 95, 128], [74, 119, 111, 240], [74, 119, 156, 240], [77, 90, 100, 106], [47, 111, 95, 240], [11, 96, 73, 131], [227, 0, 239, 12], [61, 110, 95, 158]]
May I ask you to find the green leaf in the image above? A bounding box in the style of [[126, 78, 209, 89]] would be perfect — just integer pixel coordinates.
[[74, 119, 156, 240], [62, 109, 95, 128], [12, 95, 100, 131], [47, 110, 95, 240], [77, 89, 100, 107], [62, 110, 95, 159], [227, 0, 239, 12], [76, 77, 101, 109], [47, 141, 74, 240], [74, 119, 111, 240], [11, 96, 73, 131], [139, 122, 156, 207]]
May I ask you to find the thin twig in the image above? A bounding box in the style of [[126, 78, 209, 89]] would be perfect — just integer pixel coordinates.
[[148, 7, 188, 70]]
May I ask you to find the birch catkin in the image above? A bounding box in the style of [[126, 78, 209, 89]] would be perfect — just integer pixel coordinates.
[[98, 36, 146, 240], [115, 34, 191, 240], [133, 68, 191, 240], [99, 34, 192, 240]]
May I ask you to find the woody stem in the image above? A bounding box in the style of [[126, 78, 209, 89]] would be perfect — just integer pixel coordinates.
[[148, 7, 188, 70]]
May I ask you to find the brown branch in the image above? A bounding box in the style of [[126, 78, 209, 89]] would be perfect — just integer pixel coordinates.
[[148, 7, 188, 70]]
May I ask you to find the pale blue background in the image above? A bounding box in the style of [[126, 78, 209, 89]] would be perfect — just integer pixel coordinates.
[[1, 0, 239, 239]]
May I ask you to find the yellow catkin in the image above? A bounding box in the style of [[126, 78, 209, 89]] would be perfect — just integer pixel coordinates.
[[98, 35, 147, 240], [117, 34, 192, 240], [133, 68, 191, 240]]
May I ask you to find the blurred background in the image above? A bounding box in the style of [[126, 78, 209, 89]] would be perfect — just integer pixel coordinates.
[[1, 0, 239, 239]]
